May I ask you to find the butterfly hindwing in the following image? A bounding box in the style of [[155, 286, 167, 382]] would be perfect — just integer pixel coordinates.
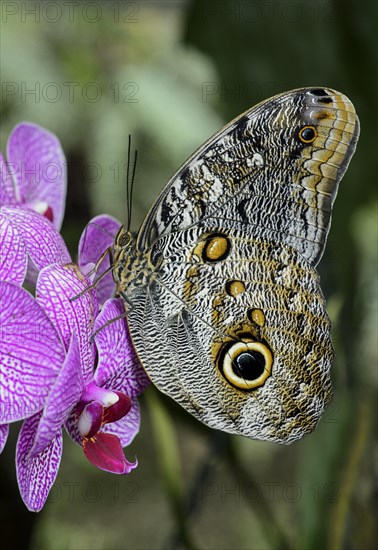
[[127, 227, 333, 443]]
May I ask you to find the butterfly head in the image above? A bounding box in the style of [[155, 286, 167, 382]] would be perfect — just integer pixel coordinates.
[[112, 225, 136, 292], [112, 225, 163, 297]]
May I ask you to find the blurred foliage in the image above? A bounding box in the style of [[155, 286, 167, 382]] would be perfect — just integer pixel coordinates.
[[0, 1, 377, 549]]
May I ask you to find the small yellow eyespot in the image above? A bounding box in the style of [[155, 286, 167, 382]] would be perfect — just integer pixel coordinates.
[[225, 280, 246, 297], [298, 125, 317, 143], [222, 341, 273, 390], [248, 308, 265, 327], [202, 234, 231, 263]]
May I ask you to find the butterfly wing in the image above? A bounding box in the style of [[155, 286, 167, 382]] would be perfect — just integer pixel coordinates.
[[138, 87, 359, 266], [127, 229, 334, 443], [122, 88, 359, 442]]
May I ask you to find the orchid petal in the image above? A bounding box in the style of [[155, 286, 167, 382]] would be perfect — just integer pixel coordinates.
[[7, 123, 66, 229], [0, 282, 65, 423], [78, 214, 121, 304], [0, 152, 17, 205], [101, 398, 140, 447], [36, 263, 98, 381], [0, 213, 27, 284], [30, 333, 85, 456], [0, 424, 9, 453], [1, 206, 71, 272], [83, 432, 137, 474], [65, 408, 82, 446], [16, 412, 62, 512], [94, 298, 150, 398]]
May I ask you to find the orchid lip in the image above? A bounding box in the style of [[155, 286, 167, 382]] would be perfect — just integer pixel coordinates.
[[78, 401, 103, 438], [32, 200, 48, 214], [83, 432, 138, 474], [29, 201, 54, 222], [81, 381, 119, 408], [43, 206, 54, 222]]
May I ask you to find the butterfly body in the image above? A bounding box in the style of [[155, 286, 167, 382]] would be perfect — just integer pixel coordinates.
[[113, 88, 359, 443]]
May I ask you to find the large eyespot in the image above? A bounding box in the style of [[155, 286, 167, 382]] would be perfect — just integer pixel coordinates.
[[221, 341, 273, 390], [298, 125, 317, 144]]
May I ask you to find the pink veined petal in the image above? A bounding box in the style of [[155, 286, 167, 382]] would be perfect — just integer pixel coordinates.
[[7, 123, 67, 230], [16, 412, 63, 512], [94, 298, 150, 399], [36, 263, 98, 382], [83, 432, 137, 474], [65, 407, 83, 447], [30, 333, 85, 456], [0, 213, 27, 284], [0, 152, 17, 206], [101, 398, 140, 448], [0, 282, 65, 423], [1, 206, 71, 272], [78, 214, 121, 305], [0, 424, 9, 453]]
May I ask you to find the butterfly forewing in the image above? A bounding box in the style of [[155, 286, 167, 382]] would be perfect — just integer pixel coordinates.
[[138, 87, 359, 267]]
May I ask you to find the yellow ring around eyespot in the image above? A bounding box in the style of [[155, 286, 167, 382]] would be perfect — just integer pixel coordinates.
[[298, 125, 317, 144], [223, 341, 273, 390]]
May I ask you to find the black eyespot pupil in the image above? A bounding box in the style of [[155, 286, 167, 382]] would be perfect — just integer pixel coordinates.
[[300, 127, 315, 141], [232, 351, 265, 381]]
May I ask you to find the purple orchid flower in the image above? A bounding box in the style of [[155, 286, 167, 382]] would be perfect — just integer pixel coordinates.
[[1, 123, 66, 227], [0, 123, 70, 285], [0, 281, 66, 424], [78, 214, 122, 305], [1, 263, 150, 511]]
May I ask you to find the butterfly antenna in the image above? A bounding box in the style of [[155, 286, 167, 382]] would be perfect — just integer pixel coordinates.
[[128, 148, 138, 231], [126, 134, 132, 231]]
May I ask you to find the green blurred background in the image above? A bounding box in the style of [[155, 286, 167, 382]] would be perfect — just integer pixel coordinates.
[[1, 1, 377, 549]]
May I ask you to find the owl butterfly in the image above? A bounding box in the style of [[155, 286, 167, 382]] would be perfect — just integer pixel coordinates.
[[112, 88, 359, 443]]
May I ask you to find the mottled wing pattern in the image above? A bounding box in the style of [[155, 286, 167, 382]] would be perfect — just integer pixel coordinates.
[[127, 228, 334, 443], [138, 88, 359, 266], [115, 88, 359, 443]]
